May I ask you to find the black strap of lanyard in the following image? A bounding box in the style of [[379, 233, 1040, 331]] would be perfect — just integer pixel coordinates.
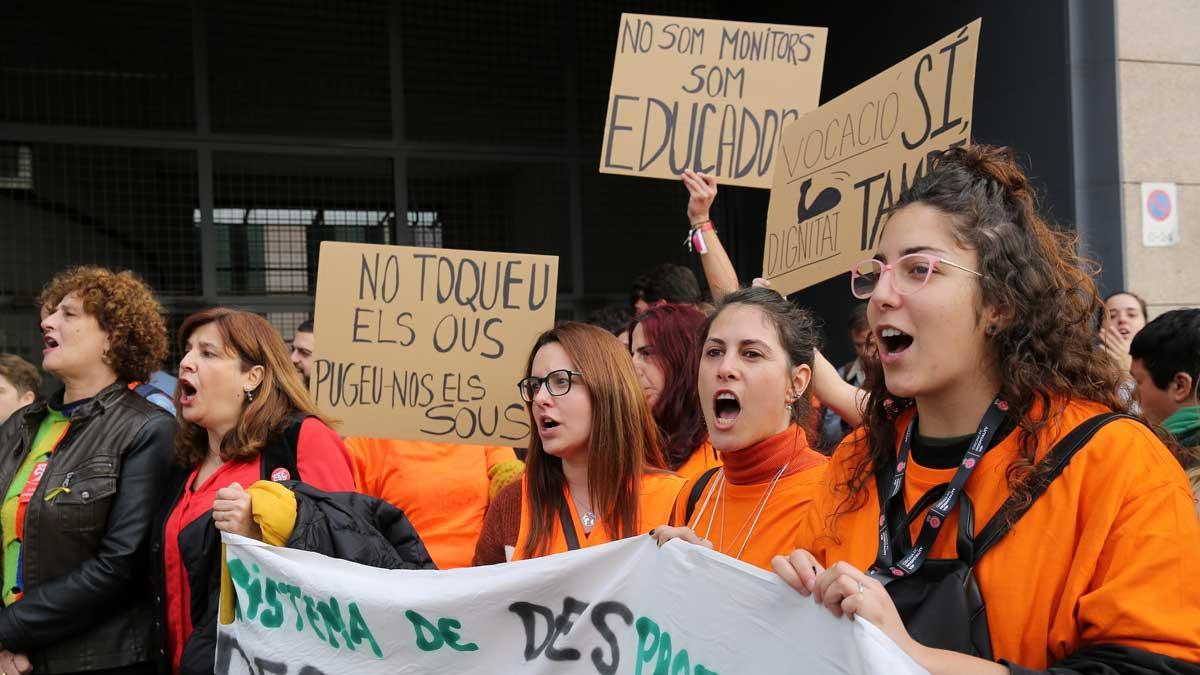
[[558, 501, 581, 551], [869, 398, 1009, 581]]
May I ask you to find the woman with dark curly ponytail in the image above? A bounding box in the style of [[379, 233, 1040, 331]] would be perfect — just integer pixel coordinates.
[[774, 146, 1200, 672]]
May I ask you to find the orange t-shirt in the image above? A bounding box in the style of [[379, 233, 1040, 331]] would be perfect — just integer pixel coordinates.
[[793, 399, 1200, 668], [343, 437, 516, 569], [674, 439, 723, 483], [513, 472, 686, 561]]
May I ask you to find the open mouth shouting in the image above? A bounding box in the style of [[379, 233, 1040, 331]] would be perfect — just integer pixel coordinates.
[[42, 334, 60, 355], [537, 413, 562, 435], [178, 378, 198, 406], [877, 326, 914, 364], [711, 390, 741, 431]]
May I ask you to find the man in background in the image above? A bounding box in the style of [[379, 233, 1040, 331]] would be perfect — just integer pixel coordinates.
[[1130, 308, 1200, 448], [1129, 308, 1200, 511], [630, 263, 703, 314], [291, 319, 314, 387], [819, 304, 875, 449]]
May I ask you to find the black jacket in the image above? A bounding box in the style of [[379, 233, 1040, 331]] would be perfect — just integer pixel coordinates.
[[0, 381, 174, 673], [151, 421, 434, 675]]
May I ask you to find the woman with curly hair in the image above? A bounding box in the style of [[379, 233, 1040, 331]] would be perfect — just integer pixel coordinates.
[[150, 308, 355, 675], [773, 146, 1200, 672], [0, 267, 175, 675]]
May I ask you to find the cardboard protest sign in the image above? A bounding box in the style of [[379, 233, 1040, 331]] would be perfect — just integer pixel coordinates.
[[311, 242, 557, 445], [600, 14, 827, 188], [762, 19, 981, 295], [218, 535, 925, 674]]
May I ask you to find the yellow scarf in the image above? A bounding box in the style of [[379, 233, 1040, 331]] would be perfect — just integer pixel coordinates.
[[218, 480, 297, 625]]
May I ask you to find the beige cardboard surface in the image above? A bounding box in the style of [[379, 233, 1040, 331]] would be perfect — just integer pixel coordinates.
[[311, 242, 558, 446], [600, 13, 827, 188], [762, 20, 981, 295]]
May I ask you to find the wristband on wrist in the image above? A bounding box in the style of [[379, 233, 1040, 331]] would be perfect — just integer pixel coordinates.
[[684, 221, 715, 254]]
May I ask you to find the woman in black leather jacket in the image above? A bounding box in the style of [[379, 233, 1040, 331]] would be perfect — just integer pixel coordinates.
[[0, 267, 174, 675]]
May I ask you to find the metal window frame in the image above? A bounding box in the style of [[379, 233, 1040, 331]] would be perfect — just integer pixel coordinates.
[[0, 1, 590, 321]]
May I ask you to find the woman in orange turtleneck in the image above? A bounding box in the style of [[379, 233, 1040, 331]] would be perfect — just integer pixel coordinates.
[[652, 287, 828, 570]]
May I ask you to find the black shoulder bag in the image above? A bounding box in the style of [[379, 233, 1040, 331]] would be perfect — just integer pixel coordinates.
[[868, 408, 1128, 660]]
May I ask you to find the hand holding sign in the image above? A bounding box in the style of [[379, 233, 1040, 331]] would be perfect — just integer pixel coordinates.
[[682, 170, 718, 224]]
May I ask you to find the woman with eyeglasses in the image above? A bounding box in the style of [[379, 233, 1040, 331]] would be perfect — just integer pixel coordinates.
[[772, 146, 1200, 672], [472, 322, 685, 564]]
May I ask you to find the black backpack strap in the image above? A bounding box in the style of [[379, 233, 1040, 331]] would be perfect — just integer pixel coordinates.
[[260, 415, 307, 483], [558, 500, 581, 551], [973, 413, 1131, 559], [684, 466, 723, 524]]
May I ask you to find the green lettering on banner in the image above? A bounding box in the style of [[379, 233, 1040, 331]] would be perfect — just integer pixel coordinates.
[[407, 609, 445, 652], [303, 595, 327, 641], [228, 559, 264, 621], [438, 618, 480, 652], [225, 556, 385, 659], [316, 596, 349, 649], [348, 602, 384, 658], [636, 615, 717, 675], [261, 579, 285, 629], [405, 609, 479, 654]]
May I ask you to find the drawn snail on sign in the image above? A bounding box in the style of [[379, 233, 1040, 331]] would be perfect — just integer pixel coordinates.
[[796, 175, 845, 224]]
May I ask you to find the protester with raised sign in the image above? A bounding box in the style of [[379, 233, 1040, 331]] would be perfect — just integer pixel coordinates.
[[0, 267, 174, 675], [152, 308, 355, 675], [773, 146, 1200, 671], [473, 322, 685, 564], [629, 302, 720, 482], [679, 169, 740, 304], [651, 287, 829, 571]]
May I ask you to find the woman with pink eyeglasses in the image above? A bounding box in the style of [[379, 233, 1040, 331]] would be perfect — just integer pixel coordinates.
[[772, 145, 1200, 672]]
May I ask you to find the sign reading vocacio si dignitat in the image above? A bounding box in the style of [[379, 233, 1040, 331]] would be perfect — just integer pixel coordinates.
[[601, 14, 827, 188], [218, 535, 926, 675], [311, 242, 557, 445], [762, 20, 981, 295]]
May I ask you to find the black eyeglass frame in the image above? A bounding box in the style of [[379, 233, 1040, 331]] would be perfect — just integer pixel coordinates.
[[517, 369, 583, 403]]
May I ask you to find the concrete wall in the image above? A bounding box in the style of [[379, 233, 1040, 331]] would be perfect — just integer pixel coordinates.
[[1116, 0, 1200, 317]]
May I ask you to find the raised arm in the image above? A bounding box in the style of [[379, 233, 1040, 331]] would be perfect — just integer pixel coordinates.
[[682, 170, 740, 303]]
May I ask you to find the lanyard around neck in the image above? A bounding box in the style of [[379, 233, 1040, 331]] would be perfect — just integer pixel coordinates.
[[870, 398, 1009, 580]]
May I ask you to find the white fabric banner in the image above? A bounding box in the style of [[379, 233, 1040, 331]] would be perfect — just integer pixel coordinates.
[[217, 534, 926, 674]]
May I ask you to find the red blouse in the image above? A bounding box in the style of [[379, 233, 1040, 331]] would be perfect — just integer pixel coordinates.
[[162, 418, 354, 672]]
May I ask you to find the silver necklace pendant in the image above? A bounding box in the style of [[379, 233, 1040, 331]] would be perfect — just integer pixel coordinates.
[[580, 511, 597, 528]]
